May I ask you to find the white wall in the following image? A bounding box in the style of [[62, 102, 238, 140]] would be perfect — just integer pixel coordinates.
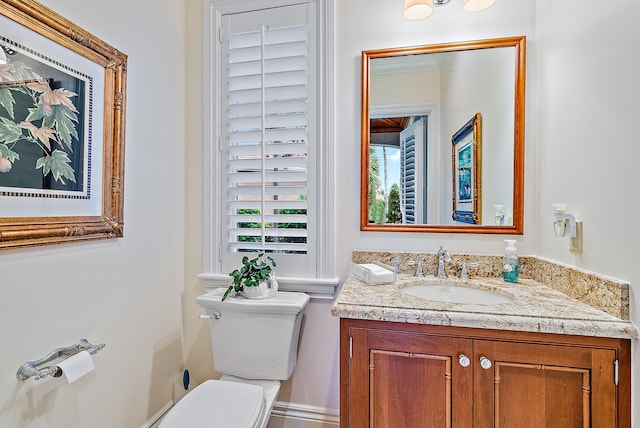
[[3, 1, 633, 427], [0, 0, 187, 426], [335, 0, 537, 259], [441, 48, 515, 224], [370, 69, 441, 105], [534, 0, 640, 421]]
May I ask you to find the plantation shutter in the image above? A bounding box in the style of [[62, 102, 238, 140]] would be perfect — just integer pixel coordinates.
[[223, 7, 311, 257], [400, 127, 416, 224]]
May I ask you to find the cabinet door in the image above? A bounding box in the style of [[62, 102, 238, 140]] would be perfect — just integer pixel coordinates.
[[348, 328, 473, 428], [474, 340, 618, 428]]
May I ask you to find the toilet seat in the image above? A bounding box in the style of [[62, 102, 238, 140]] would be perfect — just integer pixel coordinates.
[[159, 380, 266, 428]]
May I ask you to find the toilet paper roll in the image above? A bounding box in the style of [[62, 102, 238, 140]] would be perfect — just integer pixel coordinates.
[[57, 350, 94, 384]]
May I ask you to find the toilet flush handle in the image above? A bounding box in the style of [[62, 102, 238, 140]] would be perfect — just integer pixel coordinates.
[[199, 311, 221, 320]]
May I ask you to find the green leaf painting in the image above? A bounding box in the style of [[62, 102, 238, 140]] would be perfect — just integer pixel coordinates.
[[36, 149, 76, 184], [0, 46, 84, 191], [0, 117, 23, 145], [0, 88, 16, 119]]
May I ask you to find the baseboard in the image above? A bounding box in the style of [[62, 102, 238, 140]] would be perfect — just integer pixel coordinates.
[[141, 401, 174, 428], [270, 401, 340, 426]]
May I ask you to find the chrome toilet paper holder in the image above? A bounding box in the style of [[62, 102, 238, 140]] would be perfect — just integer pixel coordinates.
[[16, 338, 105, 381]]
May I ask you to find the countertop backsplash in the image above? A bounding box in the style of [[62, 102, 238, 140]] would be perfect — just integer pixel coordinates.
[[351, 250, 630, 320]]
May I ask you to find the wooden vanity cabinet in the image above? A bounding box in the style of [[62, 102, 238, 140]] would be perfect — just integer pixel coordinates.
[[340, 319, 631, 428]]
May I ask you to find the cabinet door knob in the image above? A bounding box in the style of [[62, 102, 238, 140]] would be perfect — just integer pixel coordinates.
[[480, 356, 492, 369], [458, 354, 471, 367]]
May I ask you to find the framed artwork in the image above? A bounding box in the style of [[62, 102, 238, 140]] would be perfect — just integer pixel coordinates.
[[452, 113, 481, 224], [0, 0, 126, 249]]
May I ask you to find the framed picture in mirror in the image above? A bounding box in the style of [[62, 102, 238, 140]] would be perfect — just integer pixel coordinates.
[[452, 113, 481, 224]]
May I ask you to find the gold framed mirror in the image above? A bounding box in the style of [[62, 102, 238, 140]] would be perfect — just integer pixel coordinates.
[[361, 36, 525, 234]]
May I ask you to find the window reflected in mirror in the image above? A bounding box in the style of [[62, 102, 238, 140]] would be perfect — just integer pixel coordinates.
[[369, 116, 427, 224]]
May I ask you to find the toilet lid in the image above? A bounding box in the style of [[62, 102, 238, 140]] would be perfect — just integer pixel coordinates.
[[159, 380, 265, 428]]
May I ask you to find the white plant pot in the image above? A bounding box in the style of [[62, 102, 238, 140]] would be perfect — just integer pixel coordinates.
[[241, 277, 277, 300]]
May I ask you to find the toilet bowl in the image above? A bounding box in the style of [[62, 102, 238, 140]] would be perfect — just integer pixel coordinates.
[[158, 288, 309, 428], [159, 377, 279, 428]]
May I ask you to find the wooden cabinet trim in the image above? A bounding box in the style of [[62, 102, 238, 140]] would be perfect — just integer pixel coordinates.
[[341, 318, 629, 349]]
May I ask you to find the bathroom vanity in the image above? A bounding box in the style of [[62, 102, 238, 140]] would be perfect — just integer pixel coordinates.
[[340, 319, 630, 427], [332, 253, 637, 428]]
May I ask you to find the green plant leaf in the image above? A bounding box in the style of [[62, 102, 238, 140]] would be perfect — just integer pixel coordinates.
[[0, 88, 16, 119], [0, 117, 23, 145], [35, 149, 76, 184], [0, 143, 19, 162], [228, 252, 275, 288], [223, 286, 233, 301]]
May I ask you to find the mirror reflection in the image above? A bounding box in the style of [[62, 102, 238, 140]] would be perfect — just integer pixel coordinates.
[[361, 37, 526, 234]]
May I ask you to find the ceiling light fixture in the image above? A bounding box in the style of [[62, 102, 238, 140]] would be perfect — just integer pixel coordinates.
[[403, 0, 496, 21], [403, 0, 434, 21], [463, 0, 496, 12]]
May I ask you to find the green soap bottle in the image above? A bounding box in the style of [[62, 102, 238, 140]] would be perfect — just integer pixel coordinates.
[[503, 239, 519, 283]]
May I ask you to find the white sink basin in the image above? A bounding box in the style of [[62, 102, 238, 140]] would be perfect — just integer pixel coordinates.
[[400, 282, 513, 305]]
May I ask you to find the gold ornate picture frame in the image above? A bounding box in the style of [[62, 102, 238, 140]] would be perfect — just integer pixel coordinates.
[[452, 113, 481, 224], [0, 0, 126, 249]]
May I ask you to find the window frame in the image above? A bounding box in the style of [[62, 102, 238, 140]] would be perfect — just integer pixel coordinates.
[[199, 0, 337, 299]]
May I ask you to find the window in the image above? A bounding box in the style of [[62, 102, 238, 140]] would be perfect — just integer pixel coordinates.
[[201, 0, 336, 299], [399, 118, 426, 224]]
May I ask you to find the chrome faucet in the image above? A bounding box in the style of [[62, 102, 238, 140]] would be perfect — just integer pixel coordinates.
[[408, 260, 424, 277], [436, 246, 451, 279], [459, 261, 479, 280]]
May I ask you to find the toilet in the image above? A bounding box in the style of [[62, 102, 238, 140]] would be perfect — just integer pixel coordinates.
[[159, 287, 310, 428]]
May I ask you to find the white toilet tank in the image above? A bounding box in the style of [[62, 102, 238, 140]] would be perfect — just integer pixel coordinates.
[[197, 288, 310, 381]]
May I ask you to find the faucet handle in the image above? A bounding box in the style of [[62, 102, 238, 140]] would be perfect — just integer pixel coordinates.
[[438, 245, 452, 262], [459, 262, 479, 280], [408, 260, 424, 277]]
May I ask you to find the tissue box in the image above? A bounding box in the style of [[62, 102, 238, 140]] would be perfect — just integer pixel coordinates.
[[351, 262, 396, 285]]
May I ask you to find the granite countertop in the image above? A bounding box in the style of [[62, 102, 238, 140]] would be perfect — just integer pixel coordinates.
[[331, 273, 638, 339]]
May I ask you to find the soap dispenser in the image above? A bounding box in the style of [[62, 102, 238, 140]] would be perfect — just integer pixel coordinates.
[[503, 239, 519, 283]]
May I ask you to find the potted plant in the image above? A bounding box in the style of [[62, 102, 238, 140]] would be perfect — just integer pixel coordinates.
[[223, 253, 277, 301]]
